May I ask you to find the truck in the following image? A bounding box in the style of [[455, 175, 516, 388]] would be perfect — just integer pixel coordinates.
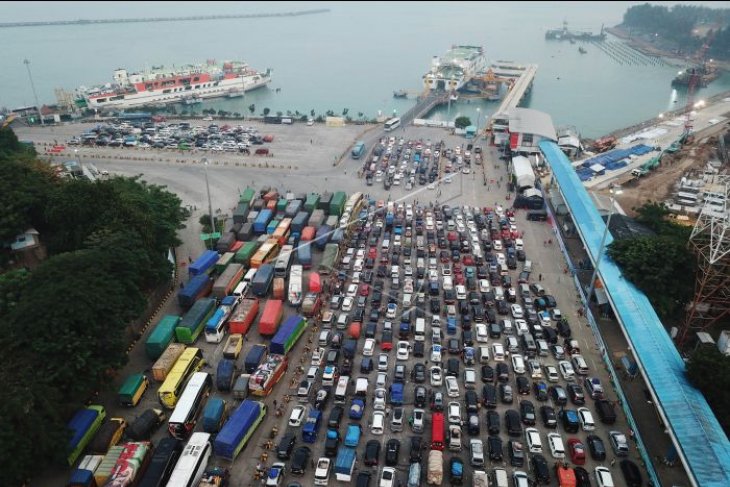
[[89, 417, 127, 455], [277, 198, 289, 213], [319, 244, 339, 275], [102, 441, 152, 487], [176, 297, 216, 344], [427, 449, 443, 485], [314, 225, 332, 250], [302, 293, 322, 317], [288, 265, 303, 306], [309, 272, 322, 293], [151, 343, 186, 382], [204, 295, 238, 343], [291, 211, 310, 234], [270, 315, 308, 355], [319, 192, 332, 211], [67, 405, 107, 466], [145, 315, 180, 360], [386, 212, 394, 228], [253, 209, 274, 234], [67, 455, 104, 487], [301, 226, 316, 241], [334, 447, 356, 482], [177, 274, 212, 308], [215, 252, 235, 274], [223, 333, 244, 360], [244, 344, 268, 373], [248, 355, 288, 396], [258, 299, 284, 336], [188, 250, 219, 277], [93, 446, 124, 486], [297, 243, 312, 269], [285, 200, 303, 218], [213, 400, 267, 460], [239, 187, 256, 205], [308, 209, 326, 229], [228, 297, 259, 335], [251, 263, 274, 297], [273, 277, 285, 300], [212, 263, 245, 299], [216, 232, 236, 253], [216, 359, 237, 392], [232, 374, 251, 401], [330, 191, 347, 217], [237, 222, 254, 242], [305, 193, 320, 213], [233, 201, 250, 224], [234, 241, 260, 266]]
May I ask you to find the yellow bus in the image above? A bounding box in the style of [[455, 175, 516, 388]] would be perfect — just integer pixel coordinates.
[[250, 239, 280, 269], [158, 347, 205, 409]]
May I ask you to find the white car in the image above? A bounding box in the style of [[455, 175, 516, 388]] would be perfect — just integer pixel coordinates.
[[475, 324, 489, 343], [448, 402, 462, 425], [492, 343, 505, 361], [288, 405, 307, 427], [342, 297, 354, 312], [376, 372, 388, 388], [545, 364, 560, 383], [431, 344, 443, 363], [595, 467, 614, 487], [510, 304, 524, 319], [363, 338, 376, 356], [371, 410, 386, 435], [379, 467, 397, 487], [396, 341, 410, 361], [430, 366, 443, 386], [378, 354, 389, 372], [266, 462, 286, 487], [558, 360, 575, 380], [511, 354, 526, 374], [386, 303, 397, 319], [478, 280, 490, 293], [346, 284, 358, 297], [374, 388, 387, 411], [578, 407, 596, 431], [445, 375, 460, 398]]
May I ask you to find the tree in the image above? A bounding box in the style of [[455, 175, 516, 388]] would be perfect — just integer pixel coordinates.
[[455, 116, 472, 129], [357, 112, 364, 119], [687, 347, 730, 434], [276, 111, 283, 117], [248, 104, 256, 114], [263, 107, 271, 116], [342, 108, 349, 116]]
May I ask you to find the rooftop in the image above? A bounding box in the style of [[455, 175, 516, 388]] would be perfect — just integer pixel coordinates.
[[507, 108, 557, 141]]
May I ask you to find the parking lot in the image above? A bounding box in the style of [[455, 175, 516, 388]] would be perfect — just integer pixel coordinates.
[[25, 122, 643, 487]]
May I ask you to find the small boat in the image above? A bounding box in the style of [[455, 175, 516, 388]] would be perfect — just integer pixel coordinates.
[[226, 89, 244, 98], [183, 95, 202, 105], [578, 46, 587, 54], [393, 90, 408, 98]]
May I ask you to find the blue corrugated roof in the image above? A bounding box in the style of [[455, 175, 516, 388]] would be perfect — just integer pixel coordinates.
[[540, 140, 730, 487]]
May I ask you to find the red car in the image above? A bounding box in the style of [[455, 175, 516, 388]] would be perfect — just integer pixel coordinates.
[[567, 438, 586, 465], [359, 284, 370, 296], [368, 247, 378, 259], [462, 255, 474, 266]]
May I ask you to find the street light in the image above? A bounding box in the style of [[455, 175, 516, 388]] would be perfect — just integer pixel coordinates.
[[476, 108, 482, 139], [587, 183, 623, 301], [201, 157, 215, 250]]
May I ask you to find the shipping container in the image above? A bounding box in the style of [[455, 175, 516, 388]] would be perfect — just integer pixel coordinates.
[[305, 193, 320, 213], [145, 315, 180, 360], [319, 244, 339, 275], [216, 359, 237, 392], [212, 263, 245, 299], [176, 298, 216, 344], [234, 241, 260, 266], [232, 202, 250, 224], [309, 272, 322, 293], [308, 209, 326, 229], [285, 200, 303, 218], [177, 274, 212, 309], [276, 198, 289, 213], [330, 191, 347, 217], [247, 210, 259, 224], [244, 344, 268, 373], [216, 232, 236, 253], [189, 250, 219, 277], [301, 226, 316, 241], [152, 344, 186, 382], [215, 252, 235, 273], [270, 315, 308, 355], [263, 190, 279, 202], [291, 211, 310, 234], [314, 225, 332, 250], [251, 264, 275, 297], [237, 222, 254, 241], [202, 398, 228, 433], [266, 217, 280, 235], [213, 400, 267, 461], [331, 228, 345, 244], [319, 192, 332, 211], [325, 215, 338, 227], [228, 298, 260, 335], [297, 243, 313, 269], [252, 198, 264, 211], [273, 277, 285, 300], [239, 187, 256, 205], [259, 299, 284, 337], [253, 209, 274, 234]]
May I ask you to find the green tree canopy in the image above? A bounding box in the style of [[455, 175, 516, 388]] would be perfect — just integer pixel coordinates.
[[455, 116, 472, 129]]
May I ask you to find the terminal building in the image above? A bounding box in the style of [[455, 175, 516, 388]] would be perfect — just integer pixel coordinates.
[[492, 107, 556, 154]]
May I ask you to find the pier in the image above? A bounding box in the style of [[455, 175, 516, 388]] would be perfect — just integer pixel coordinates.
[[492, 63, 538, 115], [0, 9, 330, 29], [400, 92, 450, 125]]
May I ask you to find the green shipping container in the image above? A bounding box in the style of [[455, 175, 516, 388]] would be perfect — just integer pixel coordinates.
[[304, 193, 320, 213], [276, 198, 288, 212], [234, 241, 260, 266], [266, 218, 281, 235], [239, 187, 256, 205], [330, 191, 347, 217], [145, 315, 180, 360], [216, 252, 235, 273], [176, 298, 216, 344]]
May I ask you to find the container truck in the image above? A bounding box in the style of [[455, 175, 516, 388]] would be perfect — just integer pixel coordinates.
[[215, 252, 235, 273], [89, 417, 127, 455], [234, 241, 260, 266], [314, 225, 332, 250], [176, 298, 216, 344], [319, 192, 332, 211], [93, 446, 124, 486], [102, 441, 152, 487], [301, 226, 315, 241], [258, 299, 284, 336], [67, 455, 103, 487], [250, 263, 273, 297], [216, 232, 236, 253], [240, 187, 256, 205], [291, 211, 310, 234], [244, 344, 268, 373], [308, 209, 326, 229], [237, 222, 254, 241], [427, 449, 443, 485], [253, 209, 274, 234], [232, 201, 250, 224], [297, 243, 312, 269], [177, 274, 212, 309], [285, 200, 303, 218], [145, 315, 180, 360], [330, 191, 347, 217], [202, 398, 228, 433], [212, 263, 245, 299], [216, 359, 237, 392], [305, 193, 320, 213], [228, 298, 259, 335], [273, 277, 285, 300], [67, 405, 107, 466], [188, 250, 219, 277], [270, 315, 308, 355], [334, 447, 356, 482], [301, 293, 322, 318], [288, 265, 303, 306], [213, 400, 267, 461], [204, 296, 238, 343], [151, 344, 186, 382]]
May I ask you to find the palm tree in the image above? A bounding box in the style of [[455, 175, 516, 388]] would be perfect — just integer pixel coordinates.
[[263, 107, 271, 116], [248, 104, 256, 114]]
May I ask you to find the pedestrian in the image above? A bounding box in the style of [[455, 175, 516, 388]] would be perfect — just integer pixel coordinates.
[[188, 255, 193, 263], [273, 399, 278, 408], [610, 458, 616, 467], [539, 273, 542, 281], [179, 282, 184, 289]]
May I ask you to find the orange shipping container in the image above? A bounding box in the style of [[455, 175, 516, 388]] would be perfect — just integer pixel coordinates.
[[229, 298, 260, 335], [309, 272, 322, 293], [258, 299, 284, 336], [301, 226, 316, 241], [151, 343, 186, 382], [263, 191, 279, 202], [266, 200, 277, 210], [230, 240, 244, 253], [273, 278, 285, 300]]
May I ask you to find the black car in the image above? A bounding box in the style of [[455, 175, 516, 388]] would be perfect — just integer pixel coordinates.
[[409, 436, 423, 463], [482, 383, 497, 409], [385, 438, 400, 466], [448, 338, 461, 355], [355, 471, 372, 487], [446, 358, 460, 377], [290, 446, 311, 475], [467, 413, 480, 436], [486, 410, 500, 435], [364, 439, 381, 466], [516, 376, 530, 395], [533, 381, 548, 401], [620, 459, 643, 487], [328, 406, 344, 429], [540, 405, 558, 429], [412, 363, 426, 383], [394, 364, 407, 383], [505, 409, 522, 437], [430, 298, 441, 313], [488, 435, 503, 461], [550, 385, 568, 406], [462, 330, 474, 347], [567, 383, 585, 406], [480, 365, 495, 383], [509, 439, 525, 467], [557, 319, 571, 338], [414, 386, 427, 408], [519, 400, 536, 426], [496, 362, 510, 383], [531, 453, 550, 484], [277, 433, 296, 460], [586, 434, 607, 461], [496, 300, 509, 315], [574, 467, 591, 487], [488, 322, 501, 338], [543, 295, 557, 308]]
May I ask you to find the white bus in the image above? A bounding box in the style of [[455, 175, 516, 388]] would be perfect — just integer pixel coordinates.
[[274, 245, 294, 278], [384, 117, 401, 132], [165, 432, 212, 487], [168, 372, 212, 440]]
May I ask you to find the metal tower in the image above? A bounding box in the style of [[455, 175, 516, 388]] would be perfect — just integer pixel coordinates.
[[679, 175, 730, 346]]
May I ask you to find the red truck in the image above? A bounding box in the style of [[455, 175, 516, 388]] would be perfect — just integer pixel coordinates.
[[228, 298, 259, 335], [258, 299, 283, 337]]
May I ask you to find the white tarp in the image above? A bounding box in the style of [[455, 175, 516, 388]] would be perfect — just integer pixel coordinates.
[[512, 155, 536, 190]]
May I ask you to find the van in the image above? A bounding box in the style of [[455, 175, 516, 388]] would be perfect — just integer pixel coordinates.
[[232, 281, 249, 299], [521, 334, 537, 358], [414, 318, 426, 341], [318, 330, 331, 347], [407, 462, 421, 487], [523, 260, 533, 273], [371, 411, 385, 435], [571, 355, 589, 375], [479, 346, 490, 364], [491, 467, 509, 487], [536, 339, 549, 357], [519, 283, 530, 299]]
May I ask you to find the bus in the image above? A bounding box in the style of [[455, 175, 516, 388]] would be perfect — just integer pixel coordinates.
[[431, 412, 445, 451], [384, 117, 401, 132], [168, 372, 212, 440], [250, 240, 280, 269], [159, 348, 205, 409], [272, 218, 292, 246], [274, 245, 294, 278], [165, 432, 212, 487], [351, 141, 366, 159]]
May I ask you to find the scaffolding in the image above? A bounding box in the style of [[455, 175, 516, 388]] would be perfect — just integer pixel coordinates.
[[679, 175, 730, 346]]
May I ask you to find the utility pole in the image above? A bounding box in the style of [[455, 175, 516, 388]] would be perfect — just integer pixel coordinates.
[[23, 59, 45, 126], [202, 158, 215, 250]]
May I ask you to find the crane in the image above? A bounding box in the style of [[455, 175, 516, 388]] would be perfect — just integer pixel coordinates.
[[682, 33, 713, 145]]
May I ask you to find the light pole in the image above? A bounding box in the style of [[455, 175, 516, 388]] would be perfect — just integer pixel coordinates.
[[202, 158, 215, 250], [23, 59, 45, 126], [587, 184, 623, 300], [476, 108, 481, 139]]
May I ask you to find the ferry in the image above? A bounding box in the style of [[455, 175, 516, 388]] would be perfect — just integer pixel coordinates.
[[75, 59, 271, 110], [423, 45, 486, 92]]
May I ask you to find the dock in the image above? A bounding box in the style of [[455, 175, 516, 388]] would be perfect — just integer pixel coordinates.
[[493, 63, 538, 115]]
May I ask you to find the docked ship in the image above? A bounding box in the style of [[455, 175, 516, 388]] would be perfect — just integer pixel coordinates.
[[671, 62, 719, 88], [75, 59, 272, 110], [545, 21, 606, 41], [423, 45, 487, 92]]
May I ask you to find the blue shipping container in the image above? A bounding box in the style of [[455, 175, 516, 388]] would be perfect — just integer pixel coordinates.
[[203, 398, 227, 433], [216, 359, 236, 392], [214, 400, 264, 460], [189, 250, 219, 277], [178, 274, 212, 308], [314, 225, 331, 250], [297, 244, 312, 268], [270, 315, 307, 355], [253, 209, 273, 234], [251, 264, 274, 297]]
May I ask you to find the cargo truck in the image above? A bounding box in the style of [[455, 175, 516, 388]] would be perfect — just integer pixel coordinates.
[[93, 446, 124, 486], [330, 191, 347, 217], [216, 231, 236, 253], [314, 225, 332, 250], [212, 263, 245, 299], [67, 455, 103, 487], [188, 250, 219, 277], [237, 222, 254, 241], [118, 373, 149, 407], [288, 265, 303, 306], [176, 298, 216, 344], [319, 192, 332, 211], [302, 293, 322, 317], [198, 467, 230, 487], [251, 263, 274, 297], [258, 299, 284, 336], [145, 315, 180, 360], [228, 298, 259, 335], [232, 201, 250, 224], [270, 315, 308, 355], [102, 441, 152, 487], [215, 252, 235, 273], [234, 241, 260, 266], [273, 277, 285, 300], [297, 243, 312, 269], [67, 405, 107, 466], [177, 274, 212, 308], [216, 359, 237, 392], [244, 344, 268, 373], [89, 417, 127, 455], [213, 400, 267, 461], [202, 398, 228, 434], [334, 447, 357, 482], [285, 200, 303, 218], [427, 449, 443, 485], [134, 437, 182, 487], [152, 344, 186, 382], [240, 187, 256, 205], [253, 209, 273, 234], [308, 209, 326, 229], [301, 226, 315, 241], [223, 333, 243, 360], [305, 193, 320, 213]]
